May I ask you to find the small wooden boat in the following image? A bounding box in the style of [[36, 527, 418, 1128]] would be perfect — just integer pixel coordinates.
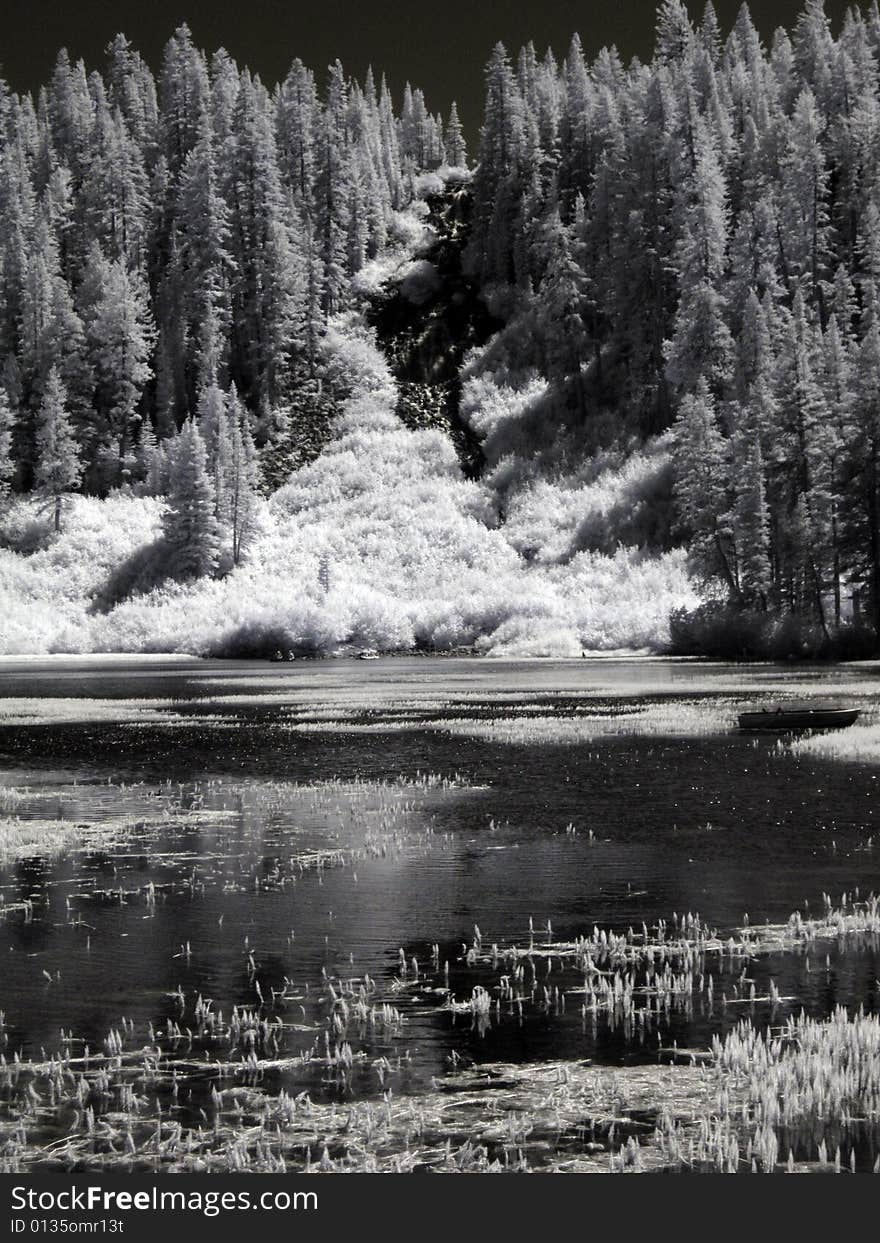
[[737, 706, 861, 731], [357, 649, 380, 660]]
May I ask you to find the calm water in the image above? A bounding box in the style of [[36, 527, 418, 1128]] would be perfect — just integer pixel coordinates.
[[2, 655, 880, 1155]]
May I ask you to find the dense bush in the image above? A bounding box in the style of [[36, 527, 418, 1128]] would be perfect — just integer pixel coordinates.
[[668, 602, 878, 662], [0, 317, 699, 659], [0, 434, 696, 659]]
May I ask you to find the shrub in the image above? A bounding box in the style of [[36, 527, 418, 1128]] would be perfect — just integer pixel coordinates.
[[668, 601, 878, 662], [0, 323, 702, 659]]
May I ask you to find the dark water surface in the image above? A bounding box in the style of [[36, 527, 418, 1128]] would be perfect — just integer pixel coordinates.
[[2, 655, 880, 1153]]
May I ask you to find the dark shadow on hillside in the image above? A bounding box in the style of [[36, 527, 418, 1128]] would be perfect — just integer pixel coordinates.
[[367, 181, 500, 478], [460, 323, 651, 478], [0, 511, 55, 554], [571, 456, 677, 557], [89, 539, 171, 614]]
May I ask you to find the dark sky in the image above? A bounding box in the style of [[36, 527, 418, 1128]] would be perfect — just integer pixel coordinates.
[[0, 0, 858, 138]]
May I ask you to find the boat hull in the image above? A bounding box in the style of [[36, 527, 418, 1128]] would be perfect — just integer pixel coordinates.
[[737, 708, 861, 732]]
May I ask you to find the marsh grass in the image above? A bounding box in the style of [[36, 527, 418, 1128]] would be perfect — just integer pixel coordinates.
[[279, 695, 742, 742], [0, 698, 187, 727], [4, 701, 880, 1176], [4, 972, 878, 1175], [5, 890, 880, 1173], [0, 787, 23, 812], [0, 817, 93, 864], [788, 721, 880, 764], [2, 674, 875, 756], [0, 805, 245, 867], [736, 893, 880, 950], [0, 1049, 690, 1173], [438, 700, 736, 744]]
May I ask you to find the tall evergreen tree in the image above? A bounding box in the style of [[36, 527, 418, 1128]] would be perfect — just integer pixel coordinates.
[[225, 385, 261, 566], [673, 377, 738, 597], [162, 418, 222, 579], [177, 125, 235, 397], [227, 72, 305, 407], [82, 251, 155, 476], [468, 43, 526, 284], [444, 102, 467, 166], [666, 114, 733, 397], [729, 429, 772, 606], [34, 366, 82, 531]]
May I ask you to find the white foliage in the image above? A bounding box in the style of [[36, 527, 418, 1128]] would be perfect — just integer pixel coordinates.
[[0, 325, 697, 658], [460, 368, 549, 444]]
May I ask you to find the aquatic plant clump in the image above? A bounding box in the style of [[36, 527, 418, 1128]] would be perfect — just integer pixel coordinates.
[[438, 700, 736, 744], [4, 891, 880, 1174], [736, 893, 880, 950], [0, 818, 99, 865], [788, 722, 880, 765], [659, 1008, 880, 1173], [0, 1057, 721, 1174]]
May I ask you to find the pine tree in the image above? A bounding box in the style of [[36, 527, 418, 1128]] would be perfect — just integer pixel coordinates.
[[673, 377, 738, 598], [209, 48, 240, 151], [82, 94, 150, 268], [666, 114, 733, 397], [276, 59, 319, 208], [698, 2, 723, 65], [729, 429, 772, 606], [226, 386, 261, 566], [315, 61, 354, 315], [399, 84, 430, 167], [822, 315, 855, 621], [105, 33, 159, 155], [558, 34, 593, 208], [780, 88, 833, 319], [839, 319, 880, 633], [34, 366, 81, 531], [162, 419, 221, 579], [793, 0, 835, 103], [536, 208, 589, 409], [133, 415, 159, 492], [0, 127, 36, 365], [82, 253, 155, 476], [656, 0, 695, 65], [444, 102, 467, 167], [159, 24, 209, 181], [468, 43, 526, 284], [177, 126, 235, 397], [197, 379, 231, 515], [20, 211, 90, 433], [227, 72, 306, 406]]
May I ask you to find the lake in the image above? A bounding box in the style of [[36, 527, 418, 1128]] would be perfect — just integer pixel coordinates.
[[2, 656, 880, 1173]]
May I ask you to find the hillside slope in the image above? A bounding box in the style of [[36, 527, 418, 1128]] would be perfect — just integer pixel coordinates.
[[0, 291, 696, 657]]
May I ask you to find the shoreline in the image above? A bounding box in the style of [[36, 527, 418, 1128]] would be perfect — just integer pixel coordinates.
[[0, 652, 196, 664], [0, 648, 873, 670], [0, 648, 703, 667]]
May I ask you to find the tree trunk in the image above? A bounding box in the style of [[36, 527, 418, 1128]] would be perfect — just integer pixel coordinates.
[[714, 531, 741, 605], [809, 557, 830, 642], [831, 499, 841, 626], [868, 439, 880, 637]]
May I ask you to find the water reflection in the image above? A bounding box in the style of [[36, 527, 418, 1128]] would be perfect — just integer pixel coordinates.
[[1, 657, 880, 1167]]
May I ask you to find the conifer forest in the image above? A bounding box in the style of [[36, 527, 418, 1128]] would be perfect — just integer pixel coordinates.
[[3, 1, 880, 659]]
